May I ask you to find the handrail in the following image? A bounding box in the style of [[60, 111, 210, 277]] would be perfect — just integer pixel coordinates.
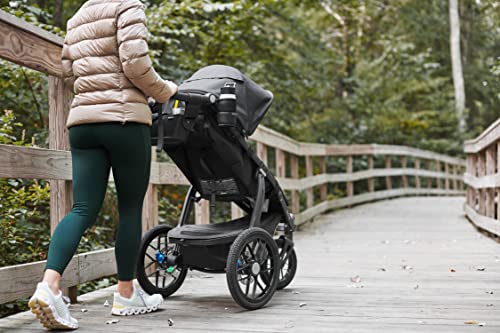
[[0, 10, 466, 306], [464, 118, 500, 237]]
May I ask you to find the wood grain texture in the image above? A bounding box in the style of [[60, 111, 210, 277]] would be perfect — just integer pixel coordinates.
[[251, 126, 465, 165], [142, 148, 159, 234], [305, 156, 314, 208], [0, 249, 116, 304], [290, 154, 300, 214], [0, 15, 62, 76], [0, 144, 71, 179], [4, 197, 498, 333]]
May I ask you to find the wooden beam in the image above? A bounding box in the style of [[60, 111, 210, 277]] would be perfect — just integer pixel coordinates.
[[142, 148, 158, 234], [275, 148, 286, 178], [367, 156, 374, 192], [48, 75, 75, 301], [415, 159, 421, 189], [290, 155, 300, 214], [400, 156, 408, 188], [195, 200, 210, 225], [0, 11, 63, 76], [318, 156, 327, 201], [256, 142, 268, 166], [346, 156, 353, 196], [385, 156, 392, 190], [305, 156, 314, 208]]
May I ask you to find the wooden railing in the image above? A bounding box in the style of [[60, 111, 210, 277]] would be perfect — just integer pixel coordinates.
[[0, 10, 466, 306], [464, 118, 500, 237]]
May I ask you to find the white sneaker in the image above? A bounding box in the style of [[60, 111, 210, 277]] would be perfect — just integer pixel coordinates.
[[111, 281, 163, 316], [28, 281, 78, 330]]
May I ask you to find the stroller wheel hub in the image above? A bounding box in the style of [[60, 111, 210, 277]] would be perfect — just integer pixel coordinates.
[[251, 262, 261, 276]]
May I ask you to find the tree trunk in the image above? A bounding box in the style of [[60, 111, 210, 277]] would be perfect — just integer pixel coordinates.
[[54, 0, 64, 28], [449, 0, 466, 133]]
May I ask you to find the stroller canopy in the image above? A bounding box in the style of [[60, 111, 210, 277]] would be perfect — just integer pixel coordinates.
[[178, 65, 273, 136]]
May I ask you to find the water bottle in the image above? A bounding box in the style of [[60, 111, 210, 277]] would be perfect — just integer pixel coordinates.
[[217, 82, 237, 127]]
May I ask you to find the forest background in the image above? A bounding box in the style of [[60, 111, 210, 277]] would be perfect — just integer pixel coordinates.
[[0, 0, 498, 317]]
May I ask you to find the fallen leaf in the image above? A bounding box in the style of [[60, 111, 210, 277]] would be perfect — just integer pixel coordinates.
[[449, 269, 456, 273], [293, 291, 300, 294], [464, 320, 478, 325], [299, 302, 307, 307], [477, 267, 486, 271], [378, 268, 387, 272], [81, 309, 88, 313], [168, 318, 174, 326], [486, 304, 494, 307], [103, 300, 110, 307], [402, 265, 413, 270], [106, 319, 119, 324], [350, 275, 361, 283]]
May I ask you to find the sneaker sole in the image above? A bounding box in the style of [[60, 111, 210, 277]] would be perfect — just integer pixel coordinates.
[[111, 304, 160, 316], [28, 297, 78, 330]]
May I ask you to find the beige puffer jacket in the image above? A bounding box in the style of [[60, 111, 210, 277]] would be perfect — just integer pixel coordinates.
[[61, 0, 177, 128]]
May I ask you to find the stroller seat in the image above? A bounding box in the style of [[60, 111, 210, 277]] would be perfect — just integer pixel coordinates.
[[168, 212, 281, 246]]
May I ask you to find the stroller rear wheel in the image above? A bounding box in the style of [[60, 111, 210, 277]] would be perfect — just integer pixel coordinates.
[[136, 224, 188, 297], [275, 238, 297, 290], [226, 227, 279, 310]]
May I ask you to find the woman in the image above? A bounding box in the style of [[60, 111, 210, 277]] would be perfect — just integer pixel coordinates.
[[28, 0, 177, 329]]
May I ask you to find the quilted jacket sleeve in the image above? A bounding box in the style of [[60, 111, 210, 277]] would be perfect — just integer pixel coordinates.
[[61, 37, 75, 89], [116, 0, 177, 103]]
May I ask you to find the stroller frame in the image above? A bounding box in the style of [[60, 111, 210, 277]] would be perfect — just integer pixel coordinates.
[[136, 67, 298, 310]]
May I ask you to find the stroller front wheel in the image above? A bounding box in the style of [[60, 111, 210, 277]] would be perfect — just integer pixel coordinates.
[[136, 224, 188, 297], [226, 227, 280, 310]]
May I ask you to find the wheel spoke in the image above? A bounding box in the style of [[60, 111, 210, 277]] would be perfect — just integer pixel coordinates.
[[238, 275, 250, 282], [255, 278, 266, 293], [148, 243, 158, 251], [237, 263, 252, 273], [252, 276, 258, 298], [145, 253, 156, 262], [245, 276, 251, 295], [144, 260, 155, 270]]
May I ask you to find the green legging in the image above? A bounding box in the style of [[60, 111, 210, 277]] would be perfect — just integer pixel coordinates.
[[45, 122, 151, 281]]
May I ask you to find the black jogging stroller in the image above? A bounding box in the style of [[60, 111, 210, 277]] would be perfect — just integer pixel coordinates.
[[136, 65, 297, 310]]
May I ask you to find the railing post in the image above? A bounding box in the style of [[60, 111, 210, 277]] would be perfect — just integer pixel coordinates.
[[368, 155, 374, 192], [256, 142, 267, 166], [486, 146, 496, 218], [306, 155, 314, 207], [477, 151, 486, 215], [436, 160, 442, 189], [275, 148, 286, 179], [466, 154, 476, 207], [48, 76, 77, 303], [290, 155, 300, 214], [319, 156, 327, 202], [346, 155, 353, 196], [452, 164, 458, 190], [142, 148, 158, 234], [195, 200, 210, 225], [415, 158, 421, 189], [426, 160, 432, 188], [400, 156, 408, 188], [385, 156, 392, 190], [444, 163, 450, 190]]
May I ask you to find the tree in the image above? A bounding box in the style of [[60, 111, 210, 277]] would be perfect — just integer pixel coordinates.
[[449, 0, 466, 133]]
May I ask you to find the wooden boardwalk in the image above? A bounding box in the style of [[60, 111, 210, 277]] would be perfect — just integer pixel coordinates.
[[1, 197, 499, 333]]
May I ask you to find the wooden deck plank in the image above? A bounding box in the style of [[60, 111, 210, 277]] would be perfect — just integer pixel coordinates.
[[1, 197, 499, 333]]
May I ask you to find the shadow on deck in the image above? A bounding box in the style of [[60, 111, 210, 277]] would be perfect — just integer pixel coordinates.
[[1, 197, 499, 333]]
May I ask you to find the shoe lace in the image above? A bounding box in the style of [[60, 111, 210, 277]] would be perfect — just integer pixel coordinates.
[[62, 295, 71, 305]]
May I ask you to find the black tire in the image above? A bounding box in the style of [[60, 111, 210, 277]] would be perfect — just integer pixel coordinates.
[[136, 224, 188, 297], [226, 227, 280, 310], [275, 238, 297, 290]]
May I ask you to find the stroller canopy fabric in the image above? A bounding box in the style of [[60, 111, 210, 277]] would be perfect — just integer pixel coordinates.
[[178, 65, 273, 136]]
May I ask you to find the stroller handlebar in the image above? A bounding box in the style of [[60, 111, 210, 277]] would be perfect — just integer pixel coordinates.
[[172, 92, 217, 105]]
